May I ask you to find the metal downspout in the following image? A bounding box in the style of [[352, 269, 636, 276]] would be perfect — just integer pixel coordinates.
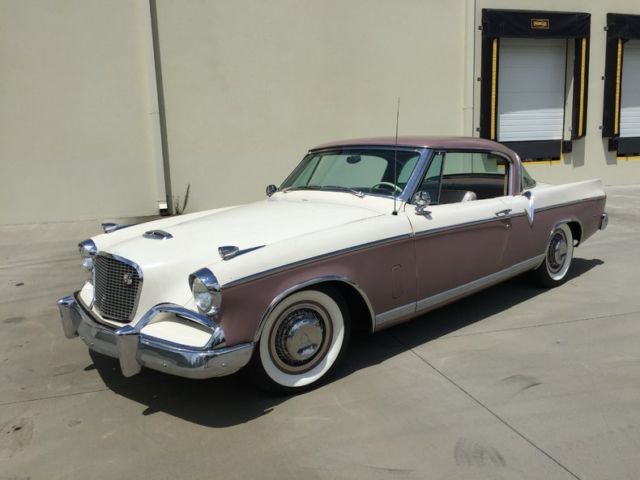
[[145, 0, 173, 215]]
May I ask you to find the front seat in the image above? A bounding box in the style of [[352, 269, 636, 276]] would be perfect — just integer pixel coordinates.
[[439, 190, 477, 204]]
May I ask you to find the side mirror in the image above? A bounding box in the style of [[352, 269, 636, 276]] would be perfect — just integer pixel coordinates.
[[412, 190, 432, 216], [266, 184, 277, 197]]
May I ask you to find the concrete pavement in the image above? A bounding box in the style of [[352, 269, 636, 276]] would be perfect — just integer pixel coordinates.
[[1, 186, 639, 480]]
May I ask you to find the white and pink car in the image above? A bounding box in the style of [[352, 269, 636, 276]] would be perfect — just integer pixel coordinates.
[[58, 137, 608, 393]]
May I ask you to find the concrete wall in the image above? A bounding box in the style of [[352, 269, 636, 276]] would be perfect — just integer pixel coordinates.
[[0, 0, 162, 225], [156, 0, 466, 213], [473, 0, 640, 186], [2, 0, 640, 225]]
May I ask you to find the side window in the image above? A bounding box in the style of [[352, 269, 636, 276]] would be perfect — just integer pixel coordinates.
[[418, 152, 444, 204], [418, 151, 510, 204], [521, 165, 537, 190], [397, 155, 419, 184]]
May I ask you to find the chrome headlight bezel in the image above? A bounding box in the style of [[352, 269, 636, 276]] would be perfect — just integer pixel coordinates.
[[78, 239, 97, 272], [189, 268, 222, 317]]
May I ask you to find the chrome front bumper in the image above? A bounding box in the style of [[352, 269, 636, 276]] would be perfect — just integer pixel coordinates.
[[57, 294, 254, 379]]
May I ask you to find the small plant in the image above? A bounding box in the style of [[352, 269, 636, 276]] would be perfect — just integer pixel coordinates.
[[174, 183, 190, 215]]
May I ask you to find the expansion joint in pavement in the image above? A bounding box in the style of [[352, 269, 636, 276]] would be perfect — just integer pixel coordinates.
[[393, 334, 583, 480]]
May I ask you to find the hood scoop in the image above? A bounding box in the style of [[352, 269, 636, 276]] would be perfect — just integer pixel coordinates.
[[218, 245, 264, 261], [143, 230, 173, 240]]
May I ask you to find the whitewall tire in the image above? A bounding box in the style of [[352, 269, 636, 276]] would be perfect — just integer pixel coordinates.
[[253, 288, 350, 393], [534, 223, 574, 287]]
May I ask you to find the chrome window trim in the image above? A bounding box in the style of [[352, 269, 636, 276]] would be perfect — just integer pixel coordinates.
[[254, 275, 376, 342], [374, 254, 546, 331], [406, 148, 516, 204], [223, 233, 412, 289], [93, 252, 144, 323], [278, 146, 430, 203]]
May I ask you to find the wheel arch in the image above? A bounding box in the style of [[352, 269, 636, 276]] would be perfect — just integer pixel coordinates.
[[553, 218, 583, 246], [254, 276, 375, 343]]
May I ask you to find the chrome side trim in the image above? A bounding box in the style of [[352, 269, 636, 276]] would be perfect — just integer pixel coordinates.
[[374, 303, 416, 328], [218, 245, 265, 261], [224, 233, 412, 289], [413, 214, 523, 240], [254, 275, 377, 341], [374, 255, 545, 331], [534, 195, 606, 213]]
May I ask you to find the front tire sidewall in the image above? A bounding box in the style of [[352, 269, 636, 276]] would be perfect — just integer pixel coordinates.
[[257, 289, 346, 391]]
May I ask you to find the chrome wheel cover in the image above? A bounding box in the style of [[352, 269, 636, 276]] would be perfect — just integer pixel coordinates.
[[268, 302, 332, 374], [547, 230, 569, 274]]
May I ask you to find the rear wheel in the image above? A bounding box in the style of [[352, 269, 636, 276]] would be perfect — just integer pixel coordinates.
[[252, 288, 350, 394], [534, 223, 574, 287]]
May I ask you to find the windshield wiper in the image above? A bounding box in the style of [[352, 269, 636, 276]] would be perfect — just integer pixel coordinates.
[[280, 185, 364, 198], [279, 185, 323, 193], [320, 185, 365, 198]]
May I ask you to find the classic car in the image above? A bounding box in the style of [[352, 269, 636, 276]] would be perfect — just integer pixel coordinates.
[[57, 136, 608, 393]]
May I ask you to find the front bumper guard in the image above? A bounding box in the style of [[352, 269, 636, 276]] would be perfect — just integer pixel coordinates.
[[57, 294, 253, 379]]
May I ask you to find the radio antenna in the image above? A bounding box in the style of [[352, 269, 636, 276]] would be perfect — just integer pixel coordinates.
[[392, 97, 400, 216]]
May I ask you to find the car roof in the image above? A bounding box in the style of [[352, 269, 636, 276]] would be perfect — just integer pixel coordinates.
[[310, 136, 517, 158]]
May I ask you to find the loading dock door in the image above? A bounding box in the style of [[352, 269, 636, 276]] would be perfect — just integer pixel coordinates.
[[620, 41, 640, 138], [497, 38, 566, 142]]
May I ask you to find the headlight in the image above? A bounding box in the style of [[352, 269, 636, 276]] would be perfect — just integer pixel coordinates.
[[78, 239, 97, 271], [189, 268, 221, 317]]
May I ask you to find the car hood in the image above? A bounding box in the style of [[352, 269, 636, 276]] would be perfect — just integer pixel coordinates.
[[102, 195, 384, 269], [88, 193, 396, 325]]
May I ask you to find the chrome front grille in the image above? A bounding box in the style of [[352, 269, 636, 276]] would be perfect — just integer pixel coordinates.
[[93, 254, 142, 323]]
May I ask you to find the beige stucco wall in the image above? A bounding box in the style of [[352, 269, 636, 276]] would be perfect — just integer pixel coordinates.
[[2, 0, 639, 225], [473, 0, 640, 186], [156, 0, 467, 213], [0, 0, 162, 225]]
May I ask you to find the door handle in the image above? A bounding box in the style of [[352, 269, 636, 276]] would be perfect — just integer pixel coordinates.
[[494, 208, 512, 217]]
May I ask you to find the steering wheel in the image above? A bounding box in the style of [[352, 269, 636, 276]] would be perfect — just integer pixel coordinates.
[[370, 182, 402, 194]]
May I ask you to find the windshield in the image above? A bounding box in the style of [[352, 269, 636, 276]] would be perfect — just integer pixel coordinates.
[[280, 148, 421, 197]]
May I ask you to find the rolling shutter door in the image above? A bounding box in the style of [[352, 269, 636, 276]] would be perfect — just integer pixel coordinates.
[[620, 41, 640, 138], [497, 38, 566, 142]]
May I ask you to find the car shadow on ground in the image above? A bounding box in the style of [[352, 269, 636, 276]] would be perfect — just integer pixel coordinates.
[[89, 257, 603, 428]]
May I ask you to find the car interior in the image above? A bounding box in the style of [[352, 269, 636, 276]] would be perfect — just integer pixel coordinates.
[[418, 151, 509, 205]]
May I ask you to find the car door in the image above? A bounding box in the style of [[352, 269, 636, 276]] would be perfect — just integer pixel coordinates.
[[406, 150, 512, 311]]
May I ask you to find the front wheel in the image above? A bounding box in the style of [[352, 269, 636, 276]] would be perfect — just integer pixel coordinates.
[[251, 288, 350, 394], [533, 223, 574, 287]]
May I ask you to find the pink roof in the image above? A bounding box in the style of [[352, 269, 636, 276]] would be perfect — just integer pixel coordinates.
[[311, 136, 516, 157]]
